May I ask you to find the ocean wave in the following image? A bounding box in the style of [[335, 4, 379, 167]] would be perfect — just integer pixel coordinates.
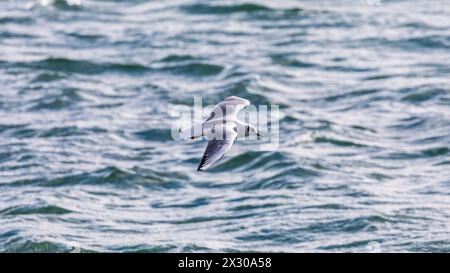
[[3, 166, 187, 190], [181, 3, 272, 15], [21, 58, 151, 75], [1, 204, 73, 216]]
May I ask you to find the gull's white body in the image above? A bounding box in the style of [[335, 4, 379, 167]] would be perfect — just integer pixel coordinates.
[[184, 119, 250, 140], [180, 96, 260, 171]]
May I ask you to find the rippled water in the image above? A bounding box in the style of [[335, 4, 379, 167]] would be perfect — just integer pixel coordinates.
[[1, 0, 450, 252]]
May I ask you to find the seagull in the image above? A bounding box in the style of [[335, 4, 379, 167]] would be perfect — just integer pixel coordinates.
[[180, 96, 262, 171]]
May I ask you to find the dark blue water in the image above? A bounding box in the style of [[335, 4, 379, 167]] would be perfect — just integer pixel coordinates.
[[1, 0, 450, 252]]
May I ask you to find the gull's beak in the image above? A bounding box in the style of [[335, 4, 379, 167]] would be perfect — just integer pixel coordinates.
[[256, 132, 264, 140]]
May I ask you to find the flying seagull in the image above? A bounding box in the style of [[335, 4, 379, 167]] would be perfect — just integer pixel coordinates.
[[180, 96, 262, 171]]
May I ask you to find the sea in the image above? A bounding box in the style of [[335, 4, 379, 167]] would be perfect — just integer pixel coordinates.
[[0, 0, 450, 252]]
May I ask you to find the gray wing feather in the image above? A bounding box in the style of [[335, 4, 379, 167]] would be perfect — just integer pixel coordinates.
[[197, 131, 237, 171], [205, 96, 250, 122]]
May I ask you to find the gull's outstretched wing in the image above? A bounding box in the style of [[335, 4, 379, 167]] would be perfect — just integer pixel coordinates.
[[205, 96, 250, 122], [197, 126, 238, 171]]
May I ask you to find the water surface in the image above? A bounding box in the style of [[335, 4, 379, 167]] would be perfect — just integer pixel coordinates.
[[1, 0, 450, 252]]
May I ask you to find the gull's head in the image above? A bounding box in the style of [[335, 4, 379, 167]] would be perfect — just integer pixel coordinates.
[[246, 124, 263, 140]]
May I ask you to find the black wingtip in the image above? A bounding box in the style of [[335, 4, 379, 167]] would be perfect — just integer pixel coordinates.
[[197, 155, 207, 172], [197, 162, 205, 171]]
